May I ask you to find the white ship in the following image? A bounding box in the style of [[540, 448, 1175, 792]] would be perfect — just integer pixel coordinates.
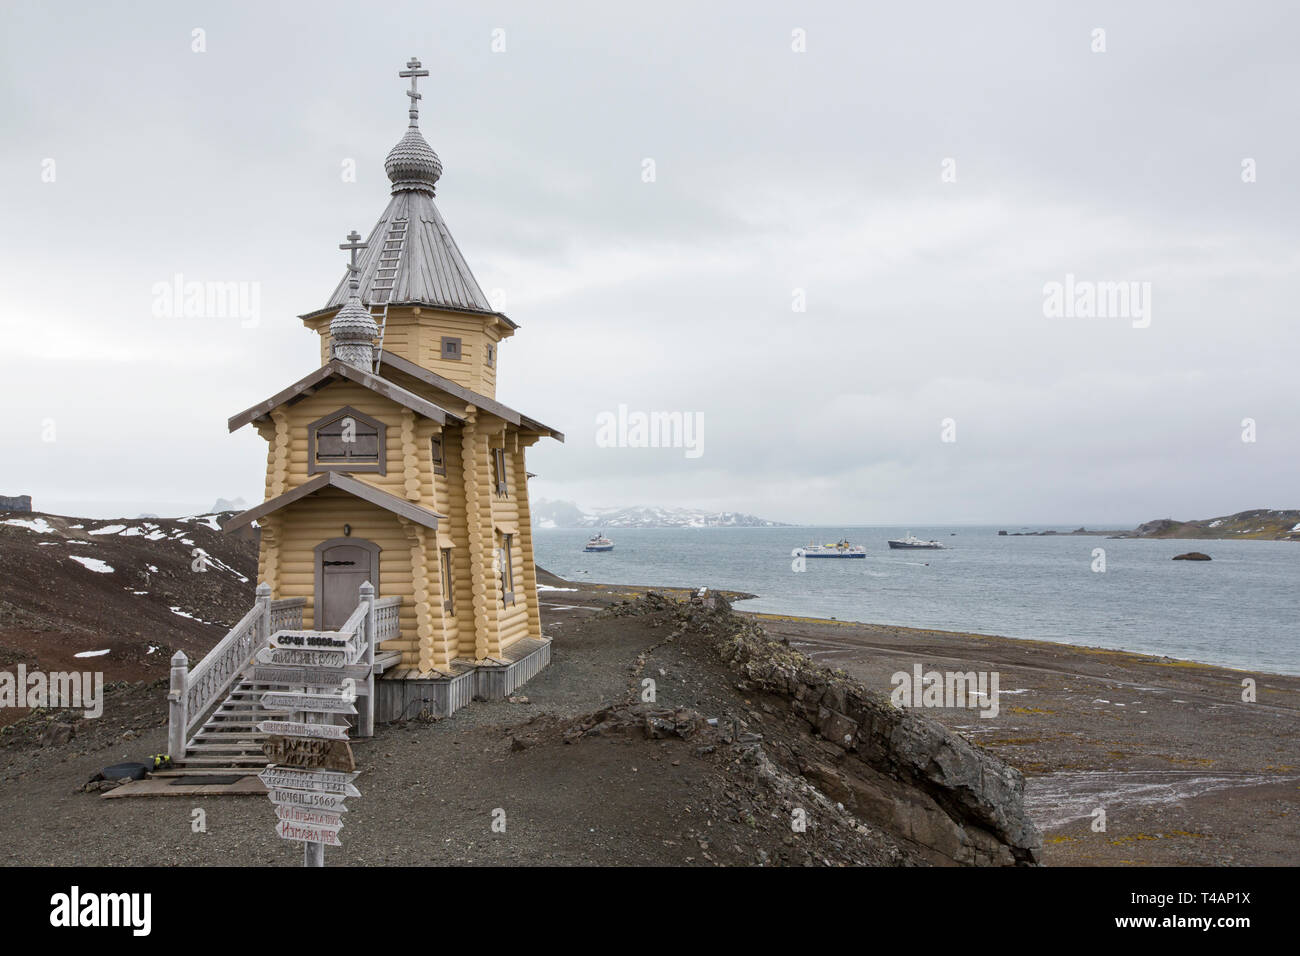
[[797, 538, 866, 558], [583, 532, 614, 553], [887, 533, 944, 550]]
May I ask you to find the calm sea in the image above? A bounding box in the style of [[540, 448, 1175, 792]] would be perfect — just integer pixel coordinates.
[[535, 526, 1300, 676]]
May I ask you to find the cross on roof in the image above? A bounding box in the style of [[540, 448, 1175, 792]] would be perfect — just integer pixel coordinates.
[[399, 57, 429, 123], [339, 230, 366, 285]]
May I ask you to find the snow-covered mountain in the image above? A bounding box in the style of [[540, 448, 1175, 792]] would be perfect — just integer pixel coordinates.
[[532, 499, 788, 529]]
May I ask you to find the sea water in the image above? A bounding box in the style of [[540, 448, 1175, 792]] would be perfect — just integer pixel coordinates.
[[535, 526, 1300, 675]]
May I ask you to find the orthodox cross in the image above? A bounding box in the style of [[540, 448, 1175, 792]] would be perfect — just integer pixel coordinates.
[[399, 57, 429, 124], [339, 230, 366, 289]]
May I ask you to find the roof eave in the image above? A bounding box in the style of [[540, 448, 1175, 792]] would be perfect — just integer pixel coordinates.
[[227, 360, 461, 432], [222, 471, 444, 532]]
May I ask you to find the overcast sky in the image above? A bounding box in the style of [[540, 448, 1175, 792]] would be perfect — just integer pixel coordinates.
[[2, 0, 1297, 524]]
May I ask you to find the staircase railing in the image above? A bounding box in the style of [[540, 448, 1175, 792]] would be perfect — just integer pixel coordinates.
[[167, 583, 396, 760]]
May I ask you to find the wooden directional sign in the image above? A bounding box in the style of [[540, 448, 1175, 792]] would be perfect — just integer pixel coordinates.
[[268, 788, 350, 812], [259, 767, 360, 796], [275, 804, 344, 829], [258, 719, 350, 741], [277, 819, 342, 847], [252, 664, 369, 686], [260, 692, 356, 715], [271, 630, 351, 651], [256, 647, 348, 668], [262, 734, 356, 772]]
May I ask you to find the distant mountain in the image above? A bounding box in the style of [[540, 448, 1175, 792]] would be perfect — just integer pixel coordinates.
[[210, 497, 248, 513], [532, 499, 789, 529], [1121, 509, 1300, 541]]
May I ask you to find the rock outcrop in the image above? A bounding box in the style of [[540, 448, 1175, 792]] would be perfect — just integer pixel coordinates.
[[606, 590, 1042, 866]]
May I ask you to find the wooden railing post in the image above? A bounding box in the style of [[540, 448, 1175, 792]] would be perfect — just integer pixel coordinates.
[[256, 582, 272, 643], [359, 580, 376, 738], [168, 651, 189, 759]]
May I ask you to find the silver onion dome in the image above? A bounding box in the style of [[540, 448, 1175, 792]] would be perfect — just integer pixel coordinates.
[[384, 125, 442, 194]]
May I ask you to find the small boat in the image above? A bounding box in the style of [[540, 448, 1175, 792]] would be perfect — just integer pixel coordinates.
[[798, 538, 866, 558], [583, 532, 614, 553], [888, 533, 944, 550]]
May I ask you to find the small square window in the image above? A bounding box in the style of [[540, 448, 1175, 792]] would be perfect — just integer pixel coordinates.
[[441, 336, 462, 360], [486, 343, 496, 368]]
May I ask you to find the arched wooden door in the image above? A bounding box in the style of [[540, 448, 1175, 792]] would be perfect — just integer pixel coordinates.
[[314, 538, 380, 630]]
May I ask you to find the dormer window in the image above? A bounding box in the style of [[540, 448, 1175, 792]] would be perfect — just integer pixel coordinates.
[[308, 406, 386, 475]]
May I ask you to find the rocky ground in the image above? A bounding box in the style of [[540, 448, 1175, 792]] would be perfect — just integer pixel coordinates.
[[752, 613, 1300, 865], [0, 581, 1040, 867], [1, 512, 1293, 867], [0, 512, 257, 722]]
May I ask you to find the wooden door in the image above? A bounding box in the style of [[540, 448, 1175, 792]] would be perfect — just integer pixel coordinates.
[[317, 542, 375, 630]]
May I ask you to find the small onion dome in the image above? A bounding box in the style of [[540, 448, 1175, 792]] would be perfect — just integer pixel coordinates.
[[330, 287, 378, 345], [384, 125, 442, 194]]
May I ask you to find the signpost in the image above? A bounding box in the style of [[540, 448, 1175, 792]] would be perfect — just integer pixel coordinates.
[[261, 734, 356, 772], [259, 581, 375, 866], [260, 691, 357, 715], [258, 719, 351, 741]]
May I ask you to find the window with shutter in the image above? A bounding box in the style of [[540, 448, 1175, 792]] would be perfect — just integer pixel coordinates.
[[498, 534, 515, 607], [431, 435, 446, 476], [440, 548, 454, 613], [492, 447, 508, 497], [308, 407, 386, 475]]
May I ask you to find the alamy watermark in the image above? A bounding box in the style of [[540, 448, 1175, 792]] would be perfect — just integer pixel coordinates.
[[890, 663, 1000, 718], [595, 404, 704, 459], [1043, 273, 1151, 328], [151, 273, 260, 327], [1, 666, 103, 718]]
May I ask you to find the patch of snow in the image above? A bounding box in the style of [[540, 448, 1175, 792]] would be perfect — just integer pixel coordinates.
[[178, 514, 223, 531], [147, 645, 160, 654], [1291, 523, 1300, 533], [74, 649, 110, 658], [69, 555, 114, 573], [1208, 519, 1223, 528], [4, 517, 56, 533], [147, 565, 159, 573], [537, 584, 577, 592], [38, 541, 59, 546], [88, 524, 127, 536]]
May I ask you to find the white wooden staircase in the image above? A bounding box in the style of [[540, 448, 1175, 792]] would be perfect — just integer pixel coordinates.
[[161, 584, 402, 777]]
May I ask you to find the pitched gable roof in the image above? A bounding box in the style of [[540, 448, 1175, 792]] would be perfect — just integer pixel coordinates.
[[221, 471, 443, 532], [228, 359, 460, 432], [376, 349, 564, 441]]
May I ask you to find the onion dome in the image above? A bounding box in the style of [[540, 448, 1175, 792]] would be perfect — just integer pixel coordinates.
[[330, 230, 377, 370], [385, 126, 442, 194]]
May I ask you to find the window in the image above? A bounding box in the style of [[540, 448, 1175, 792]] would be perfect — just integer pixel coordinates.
[[431, 435, 446, 476], [486, 343, 496, 368], [441, 336, 462, 361], [308, 407, 386, 475], [440, 548, 454, 613], [498, 534, 515, 606], [492, 447, 508, 497]]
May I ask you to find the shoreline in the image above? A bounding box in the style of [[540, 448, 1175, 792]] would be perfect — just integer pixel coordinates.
[[538, 569, 1300, 865]]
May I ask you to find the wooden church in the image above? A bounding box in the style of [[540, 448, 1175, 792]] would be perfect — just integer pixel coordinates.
[[222, 59, 561, 697]]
